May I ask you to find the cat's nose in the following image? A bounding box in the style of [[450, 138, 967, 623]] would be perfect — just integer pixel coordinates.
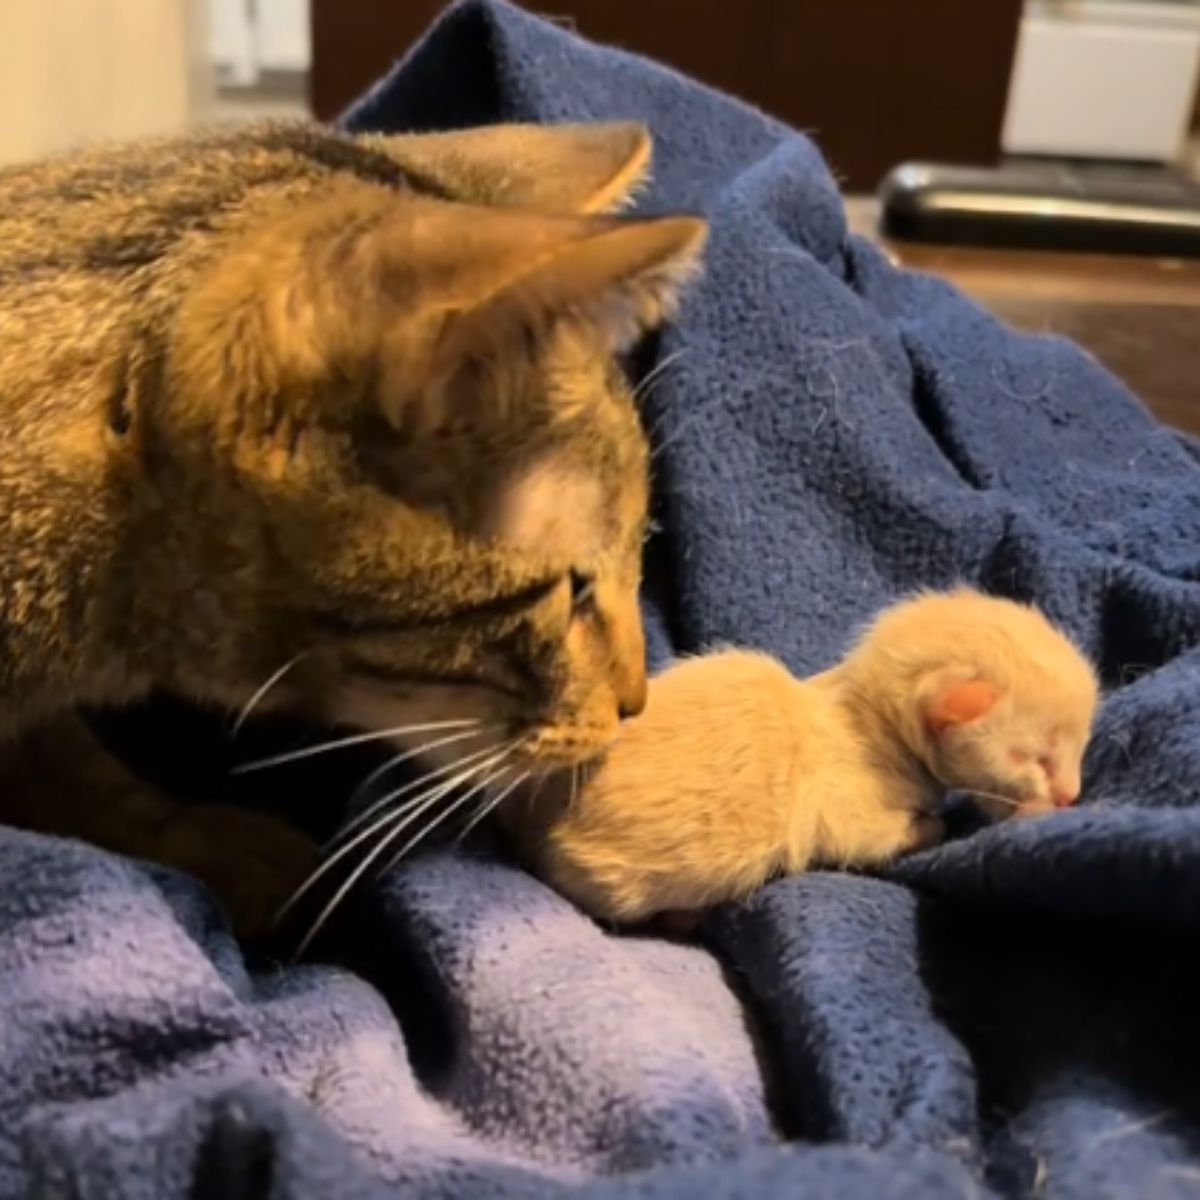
[[619, 681, 648, 715], [617, 672, 647, 720]]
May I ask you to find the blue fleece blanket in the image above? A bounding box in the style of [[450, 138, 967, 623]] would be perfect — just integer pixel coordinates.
[[6, 3, 1200, 1197]]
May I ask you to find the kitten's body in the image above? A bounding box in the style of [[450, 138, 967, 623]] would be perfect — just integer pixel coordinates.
[[507, 590, 1098, 923], [0, 120, 705, 935]]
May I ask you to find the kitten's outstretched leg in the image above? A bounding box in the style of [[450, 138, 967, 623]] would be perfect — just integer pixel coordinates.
[[0, 712, 317, 941]]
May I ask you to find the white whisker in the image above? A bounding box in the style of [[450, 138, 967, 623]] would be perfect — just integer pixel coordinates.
[[963, 788, 1024, 810], [377, 752, 524, 876], [276, 743, 516, 932], [456, 769, 531, 846], [327, 738, 506, 850], [292, 743, 521, 957], [649, 403, 710, 463], [632, 347, 687, 408], [230, 653, 308, 738], [233, 718, 479, 774], [347, 723, 499, 811], [524, 771, 550, 812]]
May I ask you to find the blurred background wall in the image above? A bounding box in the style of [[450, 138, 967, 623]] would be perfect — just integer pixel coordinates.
[[0, 0, 212, 164], [1, 0, 1198, 188]]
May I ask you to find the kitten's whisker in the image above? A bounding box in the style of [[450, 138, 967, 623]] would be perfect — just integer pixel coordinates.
[[292, 743, 521, 957], [328, 737, 506, 850], [276, 742, 516, 932], [456, 769, 531, 846], [346, 723, 499, 811], [233, 718, 479, 773], [230, 652, 308, 738], [962, 788, 1024, 810]]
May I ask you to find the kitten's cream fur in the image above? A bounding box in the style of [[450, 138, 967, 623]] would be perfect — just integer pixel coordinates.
[[505, 589, 1098, 923]]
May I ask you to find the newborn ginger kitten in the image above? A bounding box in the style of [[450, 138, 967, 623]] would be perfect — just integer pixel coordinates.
[[505, 589, 1099, 923]]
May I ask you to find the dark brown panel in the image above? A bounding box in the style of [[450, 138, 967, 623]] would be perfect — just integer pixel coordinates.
[[310, 1, 443, 122], [310, 0, 1022, 190]]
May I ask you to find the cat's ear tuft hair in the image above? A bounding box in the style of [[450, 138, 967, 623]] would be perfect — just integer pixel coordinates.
[[922, 678, 999, 736], [428, 206, 708, 373], [366, 122, 653, 214]]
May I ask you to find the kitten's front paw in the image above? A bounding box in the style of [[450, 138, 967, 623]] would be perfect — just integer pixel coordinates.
[[155, 805, 318, 942]]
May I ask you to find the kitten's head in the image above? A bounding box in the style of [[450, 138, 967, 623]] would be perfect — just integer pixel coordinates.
[[117, 123, 705, 770], [844, 589, 1099, 816]]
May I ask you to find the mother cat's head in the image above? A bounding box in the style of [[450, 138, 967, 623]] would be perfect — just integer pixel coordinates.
[[65, 122, 704, 770]]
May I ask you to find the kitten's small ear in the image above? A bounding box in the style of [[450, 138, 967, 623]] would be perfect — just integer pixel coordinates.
[[366, 123, 652, 214], [922, 679, 999, 736]]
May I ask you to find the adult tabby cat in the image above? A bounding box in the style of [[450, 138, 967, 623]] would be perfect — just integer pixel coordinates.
[[0, 119, 705, 935]]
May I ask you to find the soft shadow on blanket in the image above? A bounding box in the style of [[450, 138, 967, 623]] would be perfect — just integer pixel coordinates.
[[5, 2, 1200, 1197]]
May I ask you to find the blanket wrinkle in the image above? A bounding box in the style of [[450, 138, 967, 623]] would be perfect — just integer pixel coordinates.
[[4, 2, 1200, 1196]]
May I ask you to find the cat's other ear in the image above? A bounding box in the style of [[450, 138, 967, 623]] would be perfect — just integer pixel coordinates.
[[365, 123, 652, 214], [921, 677, 1000, 737]]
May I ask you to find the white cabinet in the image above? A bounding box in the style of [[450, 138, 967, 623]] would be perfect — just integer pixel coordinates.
[[1003, 1, 1200, 161], [209, 0, 309, 85]]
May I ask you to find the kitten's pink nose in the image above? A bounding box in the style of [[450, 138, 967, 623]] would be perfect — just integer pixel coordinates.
[[1051, 786, 1079, 809]]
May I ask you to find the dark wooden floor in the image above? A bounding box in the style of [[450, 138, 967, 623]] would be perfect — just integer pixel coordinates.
[[847, 199, 1200, 436]]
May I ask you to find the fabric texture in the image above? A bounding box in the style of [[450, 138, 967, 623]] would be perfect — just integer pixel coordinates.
[[5, 3, 1200, 1196]]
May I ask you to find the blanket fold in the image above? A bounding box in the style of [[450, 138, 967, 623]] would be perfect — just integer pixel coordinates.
[[4, 2, 1200, 1196]]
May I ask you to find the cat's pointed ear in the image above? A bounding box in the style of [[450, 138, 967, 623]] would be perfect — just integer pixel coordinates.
[[366, 123, 652, 214], [922, 678, 1000, 737], [173, 189, 703, 436], [426, 205, 708, 371]]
